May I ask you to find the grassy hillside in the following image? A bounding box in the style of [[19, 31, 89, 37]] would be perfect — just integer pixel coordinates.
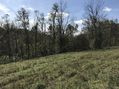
[[0, 49, 119, 89]]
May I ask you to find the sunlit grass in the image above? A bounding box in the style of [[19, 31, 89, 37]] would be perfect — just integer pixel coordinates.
[[0, 48, 119, 89]]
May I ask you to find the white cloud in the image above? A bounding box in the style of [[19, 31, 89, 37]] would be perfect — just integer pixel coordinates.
[[0, 3, 15, 19], [62, 12, 69, 18], [74, 19, 84, 25], [74, 19, 85, 35], [29, 18, 35, 29], [56, 12, 69, 18], [103, 7, 112, 12], [0, 3, 10, 14], [74, 31, 81, 36], [20, 5, 34, 12], [45, 12, 69, 20], [27, 7, 34, 11], [45, 13, 50, 20]]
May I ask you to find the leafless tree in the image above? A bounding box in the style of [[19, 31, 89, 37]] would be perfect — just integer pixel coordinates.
[[84, 0, 105, 49], [17, 8, 30, 59], [2, 14, 12, 59]]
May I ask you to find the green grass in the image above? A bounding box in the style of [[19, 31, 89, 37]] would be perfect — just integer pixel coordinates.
[[0, 49, 119, 89]]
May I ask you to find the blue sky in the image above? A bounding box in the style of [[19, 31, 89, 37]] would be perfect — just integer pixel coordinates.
[[0, 0, 119, 30]]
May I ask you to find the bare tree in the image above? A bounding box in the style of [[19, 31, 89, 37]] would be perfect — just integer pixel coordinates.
[[33, 10, 39, 57], [56, 0, 69, 53], [17, 8, 30, 59], [48, 3, 59, 53], [2, 14, 12, 59], [39, 13, 46, 32], [84, 0, 105, 49]]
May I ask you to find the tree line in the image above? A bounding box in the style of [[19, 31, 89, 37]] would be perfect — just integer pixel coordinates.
[[0, 0, 119, 63]]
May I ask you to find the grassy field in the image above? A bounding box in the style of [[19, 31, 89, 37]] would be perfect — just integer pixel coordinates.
[[0, 49, 119, 89]]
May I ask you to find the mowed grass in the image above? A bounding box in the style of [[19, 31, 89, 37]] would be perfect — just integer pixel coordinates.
[[0, 49, 119, 89]]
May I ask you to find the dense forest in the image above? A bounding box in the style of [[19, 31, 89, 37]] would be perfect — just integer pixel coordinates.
[[0, 0, 119, 63]]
